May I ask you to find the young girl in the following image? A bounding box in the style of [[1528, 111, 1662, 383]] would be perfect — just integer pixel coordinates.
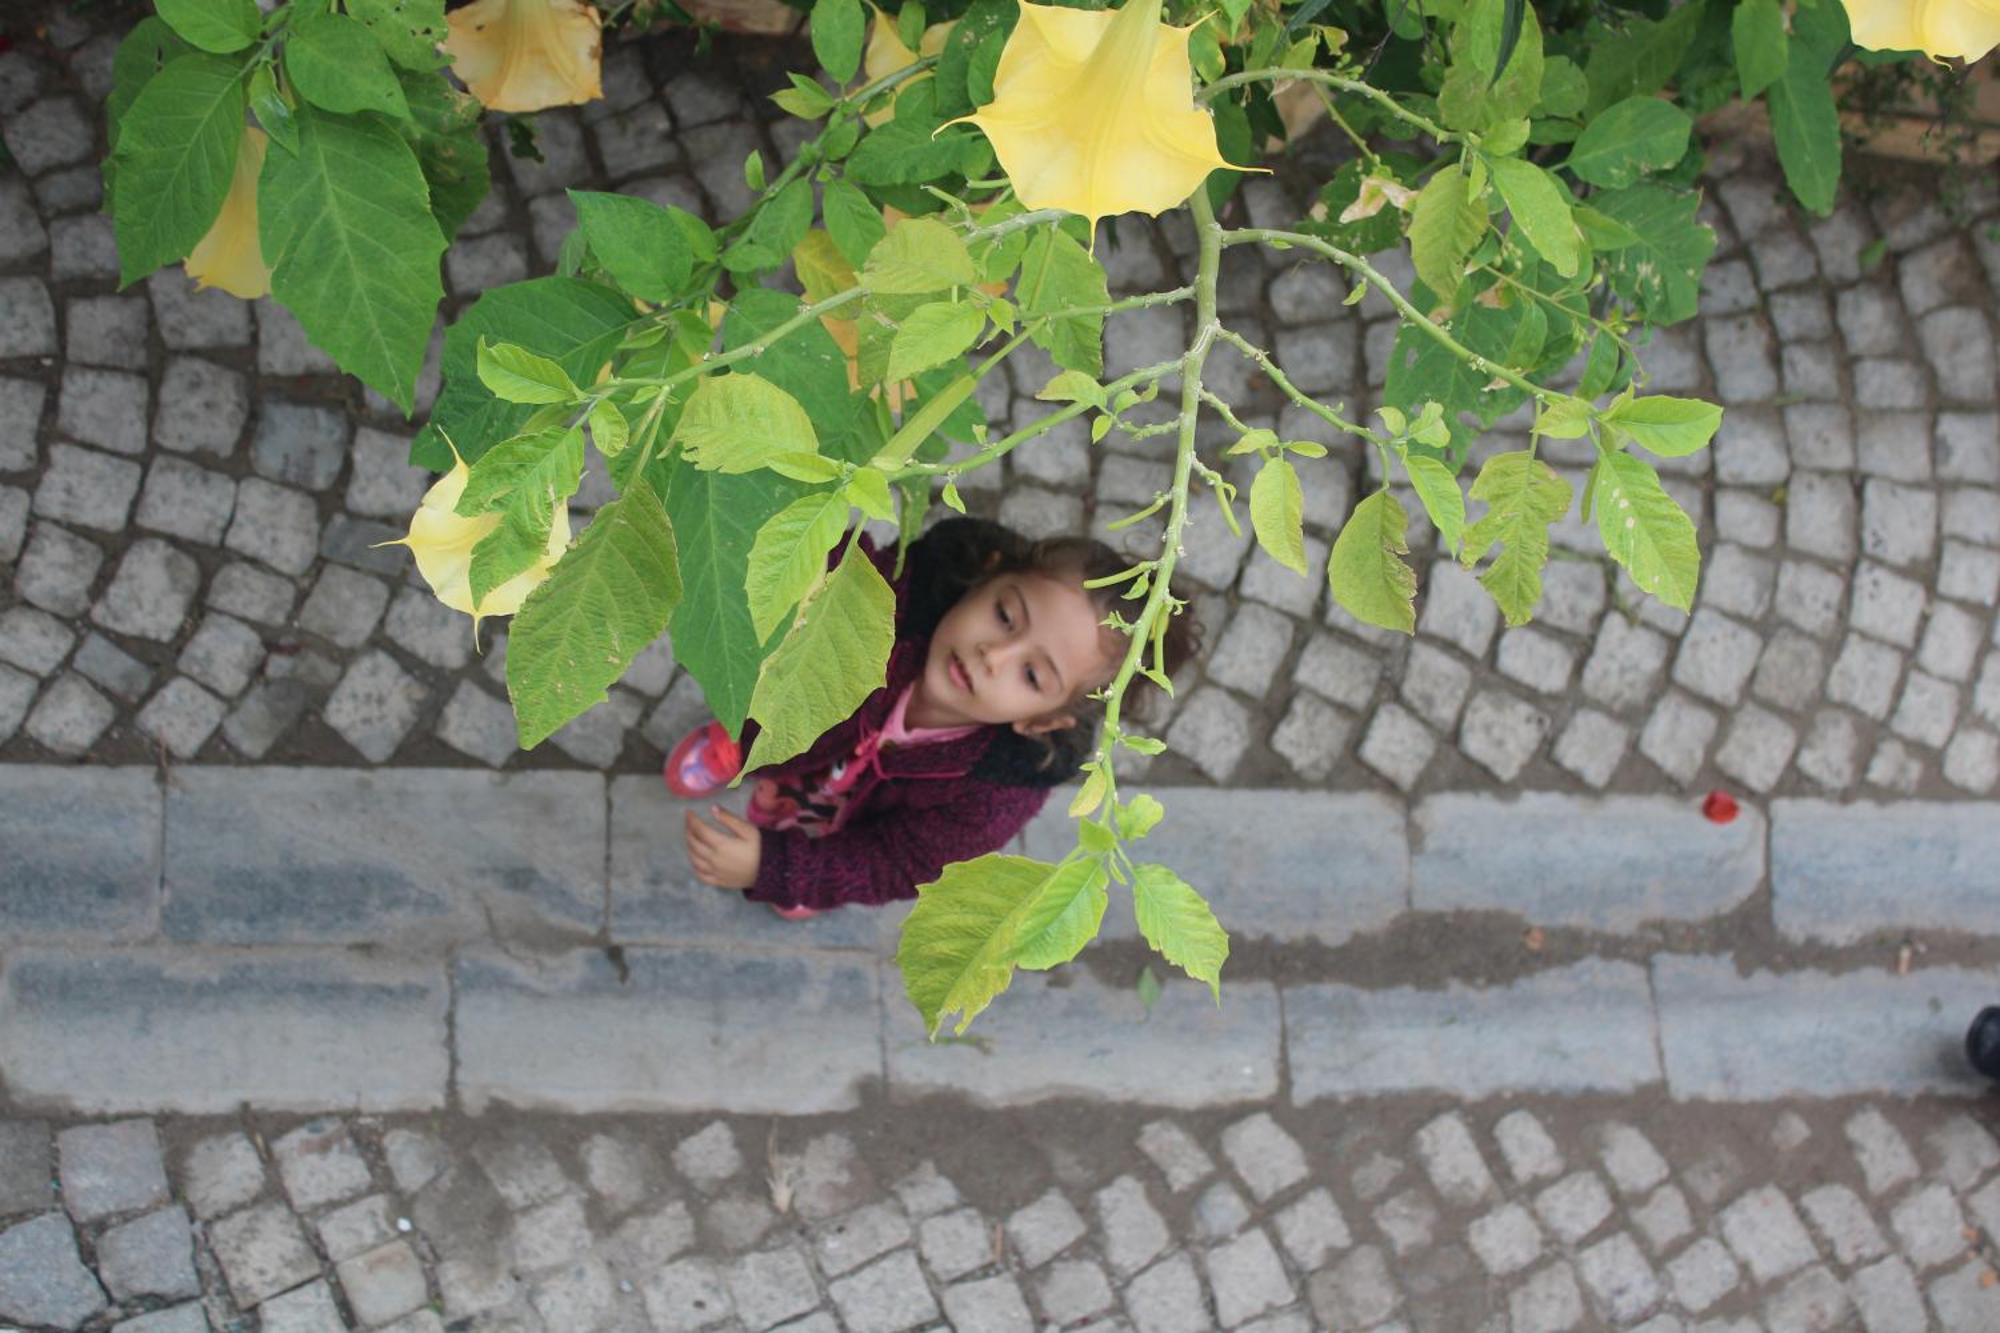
[[667, 516, 1198, 916]]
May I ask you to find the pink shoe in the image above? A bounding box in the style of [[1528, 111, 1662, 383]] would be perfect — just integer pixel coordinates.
[[772, 904, 820, 921], [662, 721, 743, 798]]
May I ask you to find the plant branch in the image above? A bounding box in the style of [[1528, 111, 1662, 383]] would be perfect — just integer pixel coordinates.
[[1209, 325, 1379, 442], [1198, 66, 1468, 146]]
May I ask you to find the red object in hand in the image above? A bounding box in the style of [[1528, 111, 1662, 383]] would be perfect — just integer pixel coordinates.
[[1702, 790, 1740, 824]]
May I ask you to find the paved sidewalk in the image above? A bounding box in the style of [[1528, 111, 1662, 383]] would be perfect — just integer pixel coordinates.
[[1, 13, 1998, 801]]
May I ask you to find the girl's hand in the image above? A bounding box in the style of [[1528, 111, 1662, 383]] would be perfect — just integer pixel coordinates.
[[683, 806, 761, 890]]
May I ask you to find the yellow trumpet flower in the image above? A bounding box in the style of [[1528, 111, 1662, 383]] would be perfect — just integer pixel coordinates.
[[1840, 0, 2000, 60], [443, 0, 603, 113], [863, 9, 955, 126], [385, 450, 569, 637], [955, 0, 1236, 231], [185, 127, 271, 300]]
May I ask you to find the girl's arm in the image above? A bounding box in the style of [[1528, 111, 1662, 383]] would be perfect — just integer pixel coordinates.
[[743, 782, 1051, 911]]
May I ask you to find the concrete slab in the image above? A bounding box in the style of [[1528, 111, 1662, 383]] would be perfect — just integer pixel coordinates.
[[1653, 955, 1999, 1100], [1412, 793, 1766, 931], [0, 766, 159, 941], [1771, 799, 2000, 944], [0, 949, 448, 1113], [453, 946, 881, 1114], [162, 768, 605, 945], [884, 969, 1280, 1109], [1285, 959, 1661, 1102], [1021, 790, 1409, 947]]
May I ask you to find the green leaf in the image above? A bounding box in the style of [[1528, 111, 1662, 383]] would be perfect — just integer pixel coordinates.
[[396, 69, 487, 241], [1583, 4, 1702, 117], [1439, 0, 1543, 131], [1117, 793, 1165, 841], [568, 190, 695, 302], [863, 216, 980, 294], [508, 483, 681, 748], [108, 19, 192, 154], [1328, 489, 1417, 633], [1591, 184, 1715, 325], [347, 0, 451, 69], [260, 105, 445, 412], [742, 544, 896, 772], [477, 339, 580, 404], [1407, 164, 1485, 303], [1132, 864, 1228, 999], [1565, 96, 1692, 190], [1036, 369, 1106, 409], [1249, 456, 1308, 576], [1402, 454, 1467, 554], [898, 854, 1067, 1037], [110, 53, 243, 287], [467, 427, 586, 604], [1733, 0, 1789, 99], [414, 278, 632, 470], [674, 374, 822, 474], [156, 0, 260, 53], [1488, 157, 1580, 277], [824, 177, 888, 270], [773, 71, 836, 119], [1593, 451, 1700, 609], [722, 287, 869, 464], [1604, 395, 1724, 457], [665, 463, 805, 735], [745, 489, 851, 642], [246, 64, 297, 155], [1572, 204, 1642, 251], [589, 400, 629, 458], [1135, 964, 1162, 1010], [284, 11, 410, 120], [722, 177, 815, 274], [847, 83, 969, 185], [1010, 859, 1111, 970], [845, 467, 896, 522], [812, 0, 866, 84], [1538, 54, 1587, 118], [887, 302, 985, 383], [1460, 450, 1573, 626], [1767, 55, 1841, 216], [1017, 227, 1109, 377]]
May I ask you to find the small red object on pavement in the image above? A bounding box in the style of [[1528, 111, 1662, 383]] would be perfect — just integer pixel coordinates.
[[1702, 790, 1740, 824]]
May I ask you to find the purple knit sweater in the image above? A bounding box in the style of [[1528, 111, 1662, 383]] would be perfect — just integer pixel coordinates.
[[739, 522, 1088, 912]]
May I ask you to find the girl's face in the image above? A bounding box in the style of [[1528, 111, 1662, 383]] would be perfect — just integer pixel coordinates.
[[914, 572, 1116, 733]]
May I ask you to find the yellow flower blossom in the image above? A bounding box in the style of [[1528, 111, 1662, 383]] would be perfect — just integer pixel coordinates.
[[386, 450, 569, 636], [185, 127, 271, 300], [443, 0, 603, 113], [1841, 0, 2000, 60], [863, 8, 954, 126], [956, 0, 1236, 231]]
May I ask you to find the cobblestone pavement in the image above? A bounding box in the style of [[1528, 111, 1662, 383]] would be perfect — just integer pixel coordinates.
[[3, 1097, 2000, 1333], [4, 11, 1999, 796]]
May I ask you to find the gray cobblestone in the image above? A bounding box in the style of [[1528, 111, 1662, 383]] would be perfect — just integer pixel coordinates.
[[1698, 544, 1775, 619], [1919, 305, 1997, 401], [135, 678, 226, 759], [92, 539, 200, 642], [1827, 634, 1904, 720], [1916, 601, 1981, 680], [1672, 610, 1763, 707], [1785, 472, 1857, 562], [1866, 736, 1925, 792], [1638, 691, 1718, 785], [325, 650, 428, 763], [58, 368, 148, 457], [1494, 627, 1575, 696], [1713, 705, 1797, 793], [1888, 669, 1958, 748], [1400, 642, 1472, 730], [15, 522, 104, 616], [71, 633, 149, 702], [134, 457, 236, 547], [1418, 562, 1499, 659], [1205, 604, 1294, 697], [1857, 411, 1932, 481], [0, 379, 37, 471], [1751, 631, 1827, 712], [1667, 1238, 1741, 1314], [1357, 701, 1435, 791], [0, 666, 37, 743], [1631, 1185, 1692, 1254], [1270, 691, 1350, 779], [1849, 562, 1927, 646], [0, 277, 56, 358], [34, 443, 140, 534], [98, 1206, 197, 1301], [0, 605, 73, 676], [0, 1213, 106, 1329], [1510, 1260, 1586, 1331], [1784, 403, 1855, 469], [1943, 728, 2000, 791], [155, 358, 250, 460], [1138, 1122, 1213, 1193], [1582, 616, 1671, 712], [1576, 1231, 1661, 1324], [66, 296, 148, 371], [1937, 410, 2000, 483], [1717, 1186, 1818, 1284], [1164, 687, 1252, 782], [1940, 539, 2000, 605], [1860, 479, 1938, 567], [1942, 487, 2000, 544], [1798, 1184, 1887, 1265]]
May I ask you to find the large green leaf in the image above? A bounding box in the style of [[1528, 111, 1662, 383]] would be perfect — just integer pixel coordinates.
[[847, 83, 969, 185], [476, 339, 578, 404], [414, 277, 634, 469], [107, 19, 191, 152], [1732, 0, 1789, 99], [722, 177, 815, 274], [722, 288, 870, 464], [1132, 863, 1228, 999], [1017, 227, 1109, 377], [823, 177, 888, 270], [396, 69, 487, 241], [1564, 97, 1692, 190], [811, 0, 866, 83], [348, 0, 450, 69], [1328, 489, 1417, 633], [1591, 185, 1714, 325], [1583, 5, 1702, 117], [508, 483, 682, 749], [1407, 164, 1485, 303], [156, 0, 259, 53], [284, 11, 410, 121], [1604, 395, 1724, 457], [260, 105, 445, 413], [897, 854, 1062, 1037], [1593, 451, 1700, 610], [673, 374, 822, 474], [863, 216, 980, 294], [569, 190, 694, 302], [1767, 56, 1840, 216], [741, 545, 896, 773], [1438, 0, 1544, 131], [465, 427, 586, 605], [745, 489, 851, 642], [1249, 456, 1308, 576], [1460, 450, 1572, 626], [887, 302, 986, 383], [111, 53, 243, 287], [1488, 158, 1580, 277], [1403, 453, 1467, 554], [665, 462, 805, 736], [1010, 859, 1110, 970]]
